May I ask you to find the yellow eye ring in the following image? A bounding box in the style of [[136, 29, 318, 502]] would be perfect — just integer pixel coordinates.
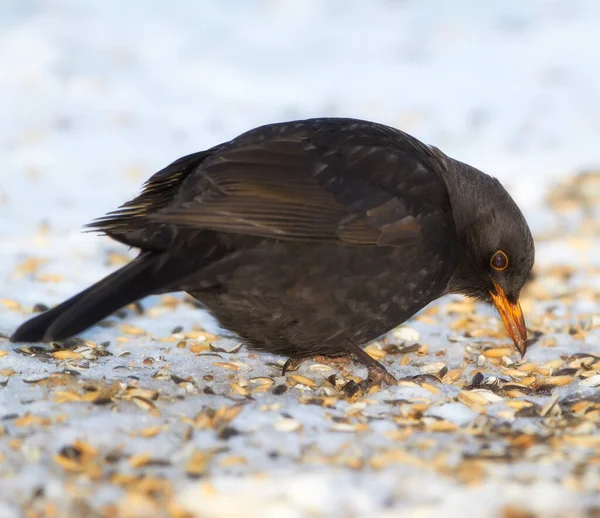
[[490, 250, 509, 271]]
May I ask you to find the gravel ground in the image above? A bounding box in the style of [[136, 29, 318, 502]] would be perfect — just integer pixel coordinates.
[[1, 1, 600, 517]]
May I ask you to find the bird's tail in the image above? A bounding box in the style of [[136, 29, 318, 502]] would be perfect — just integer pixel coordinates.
[[11, 252, 185, 343]]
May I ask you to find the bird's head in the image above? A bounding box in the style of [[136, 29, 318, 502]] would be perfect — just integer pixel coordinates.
[[442, 159, 535, 356]]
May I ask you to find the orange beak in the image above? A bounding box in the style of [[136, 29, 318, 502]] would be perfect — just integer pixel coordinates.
[[489, 281, 528, 357]]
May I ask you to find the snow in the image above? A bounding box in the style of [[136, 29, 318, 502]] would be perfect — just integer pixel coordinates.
[[1, 1, 600, 516]]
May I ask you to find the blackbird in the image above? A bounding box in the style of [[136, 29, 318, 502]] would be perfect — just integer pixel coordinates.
[[11, 118, 535, 388]]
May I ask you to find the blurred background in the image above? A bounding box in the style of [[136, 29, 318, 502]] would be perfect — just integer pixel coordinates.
[[2, 0, 600, 239]]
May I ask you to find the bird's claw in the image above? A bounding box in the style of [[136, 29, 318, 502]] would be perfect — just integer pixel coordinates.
[[342, 364, 396, 397]]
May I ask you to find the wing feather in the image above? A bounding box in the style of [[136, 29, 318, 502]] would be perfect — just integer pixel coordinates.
[[153, 137, 436, 246], [89, 119, 452, 250]]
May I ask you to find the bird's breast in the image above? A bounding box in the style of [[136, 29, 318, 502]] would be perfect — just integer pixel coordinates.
[[188, 241, 453, 353]]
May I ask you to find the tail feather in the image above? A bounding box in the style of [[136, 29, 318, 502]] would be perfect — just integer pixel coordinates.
[[11, 252, 180, 343]]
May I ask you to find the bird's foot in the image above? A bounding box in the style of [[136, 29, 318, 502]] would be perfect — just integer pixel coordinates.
[[341, 338, 397, 396], [282, 341, 396, 397], [342, 363, 396, 397], [367, 363, 396, 386]]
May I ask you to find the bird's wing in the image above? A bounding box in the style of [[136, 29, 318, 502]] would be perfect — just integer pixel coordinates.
[[90, 119, 454, 248], [147, 130, 452, 247], [88, 149, 214, 235]]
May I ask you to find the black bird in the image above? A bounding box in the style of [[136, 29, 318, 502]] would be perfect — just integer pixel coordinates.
[[11, 118, 534, 388]]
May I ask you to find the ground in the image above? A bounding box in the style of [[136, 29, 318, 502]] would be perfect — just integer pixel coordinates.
[[1, 1, 599, 517]]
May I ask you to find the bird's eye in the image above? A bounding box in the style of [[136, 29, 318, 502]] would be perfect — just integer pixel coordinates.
[[490, 250, 509, 271]]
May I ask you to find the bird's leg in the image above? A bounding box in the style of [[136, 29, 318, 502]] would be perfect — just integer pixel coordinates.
[[342, 338, 396, 394]]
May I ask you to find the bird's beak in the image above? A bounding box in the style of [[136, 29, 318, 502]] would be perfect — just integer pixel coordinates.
[[489, 281, 527, 357]]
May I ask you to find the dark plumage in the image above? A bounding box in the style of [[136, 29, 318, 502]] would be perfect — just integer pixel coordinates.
[[11, 118, 535, 388]]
